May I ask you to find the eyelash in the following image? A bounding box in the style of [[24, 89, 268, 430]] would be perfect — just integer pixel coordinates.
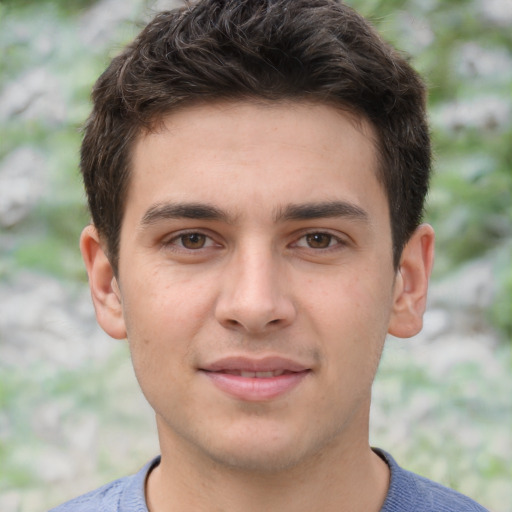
[[292, 231, 347, 251], [162, 231, 219, 252], [162, 230, 347, 253]]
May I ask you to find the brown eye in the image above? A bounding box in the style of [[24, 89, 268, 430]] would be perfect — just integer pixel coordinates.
[[180, 233, 207, 249], [306, 233, 332, 248]]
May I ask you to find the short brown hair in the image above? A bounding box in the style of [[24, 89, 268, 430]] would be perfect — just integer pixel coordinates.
[[81, 0, 430, 273]]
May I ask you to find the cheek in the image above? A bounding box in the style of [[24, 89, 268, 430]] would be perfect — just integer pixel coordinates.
[[302, 271, 393, 379], [307, 271, 393, 329], [121, 269, 221, 381], [124, 267, 214, 331]]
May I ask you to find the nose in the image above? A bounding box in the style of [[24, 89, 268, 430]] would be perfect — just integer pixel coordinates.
[[214, 246, 296, 334]]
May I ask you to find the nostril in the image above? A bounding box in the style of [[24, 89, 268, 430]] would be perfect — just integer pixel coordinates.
[[222, 316, 283, 331]]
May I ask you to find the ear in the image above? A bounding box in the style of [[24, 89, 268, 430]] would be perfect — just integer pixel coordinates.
[[388, 223, 435, 338], [80, 225, 127, 340]]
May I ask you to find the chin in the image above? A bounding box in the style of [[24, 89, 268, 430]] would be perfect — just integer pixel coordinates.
[[206, 442, 308, 474], [199, 421, 335, 475]]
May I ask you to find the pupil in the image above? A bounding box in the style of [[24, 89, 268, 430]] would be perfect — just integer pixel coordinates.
[[307, 233, 331, 248], [183, 233, 205, 249]]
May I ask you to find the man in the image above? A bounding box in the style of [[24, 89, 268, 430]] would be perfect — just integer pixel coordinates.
[[50, 0, 487, 510]]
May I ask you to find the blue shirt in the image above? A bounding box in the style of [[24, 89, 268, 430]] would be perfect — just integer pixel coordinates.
[[49, 449, 489, 511]]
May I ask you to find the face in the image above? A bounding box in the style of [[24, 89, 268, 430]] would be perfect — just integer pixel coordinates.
[[84, 101, 432, 473]]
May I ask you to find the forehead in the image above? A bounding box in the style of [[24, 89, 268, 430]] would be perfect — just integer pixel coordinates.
[[126, 100, 386, 222]]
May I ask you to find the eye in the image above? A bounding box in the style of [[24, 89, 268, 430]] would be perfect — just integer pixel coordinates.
[[294, 232, 344, 250], [164, 231, 218, 251], [305, 233, 333, 249], [179, 233, 208, 249]]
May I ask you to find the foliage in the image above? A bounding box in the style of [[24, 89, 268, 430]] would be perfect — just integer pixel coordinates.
[[0, 0, 135, 280], [2, 0, 510, 331], [347, 0, 512, 337], [373, 339, 512, 509], [0, 0, 97, 15], [0, 1, 511, 510]]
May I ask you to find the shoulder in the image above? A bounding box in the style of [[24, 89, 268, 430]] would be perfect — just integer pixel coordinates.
[[375, 449, 489, 512], [48, 457, 160, 512], [48, 477, 127, 512]]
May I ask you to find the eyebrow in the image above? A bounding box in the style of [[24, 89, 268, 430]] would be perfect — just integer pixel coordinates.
[[139, 200, 369, 228], [275, 201, 369, 223], [140, 202, 234, 227]]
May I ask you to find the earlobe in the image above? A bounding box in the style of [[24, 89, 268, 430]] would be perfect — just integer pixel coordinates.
[[80, 225, 127, 340], [388, 223, 435, 338]]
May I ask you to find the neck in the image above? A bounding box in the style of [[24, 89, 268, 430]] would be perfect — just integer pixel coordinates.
[[146, 414, 389, 512]]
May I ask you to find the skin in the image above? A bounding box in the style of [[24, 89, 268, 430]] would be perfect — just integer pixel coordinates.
[[81, 101, 435, 512]]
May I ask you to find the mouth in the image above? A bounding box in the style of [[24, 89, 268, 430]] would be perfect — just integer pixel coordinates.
[[200, 356, 311, 401], [217, 369, 296, 378]]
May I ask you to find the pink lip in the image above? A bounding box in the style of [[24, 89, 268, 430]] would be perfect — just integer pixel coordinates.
[[200, 356, 311, 402]]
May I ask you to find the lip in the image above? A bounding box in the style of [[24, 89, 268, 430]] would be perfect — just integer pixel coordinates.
[[203, 356, 310, 373], [200, 356, 311, 402]]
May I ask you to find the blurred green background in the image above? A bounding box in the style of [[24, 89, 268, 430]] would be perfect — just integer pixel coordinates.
[[0, 0, 510, 510]]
